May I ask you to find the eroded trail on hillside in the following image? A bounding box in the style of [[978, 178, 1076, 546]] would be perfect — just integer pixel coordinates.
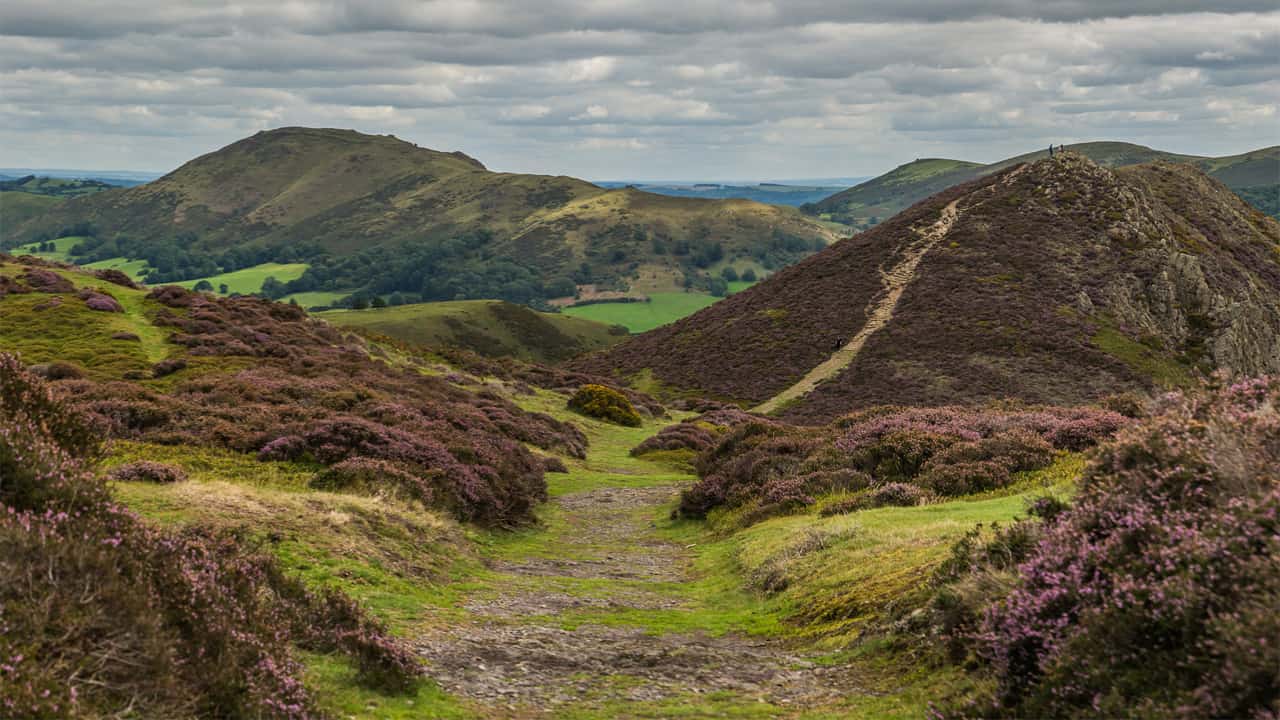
[[752, 198, 962, 415], [416, 484, 858, 717]]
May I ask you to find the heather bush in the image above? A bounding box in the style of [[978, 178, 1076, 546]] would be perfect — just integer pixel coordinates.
[[309, 457, 431, 504], [92, 267, 140, 289], [0, 354, 423, 718], [21, 267, 74, 293], [568, 383, 642, 427], [681, 404, 1125, 522], [82, 290, 124, 312], [108, 460, 188, 484], [952, 378, 1280, 719], [543, 456, 569, 473], [111, 331, 141, 341], [151, 357, 187, 377]]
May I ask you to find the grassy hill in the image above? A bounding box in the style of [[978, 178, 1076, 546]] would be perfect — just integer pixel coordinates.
[[579, 155, 1280, 422], [0, 191, 63, 231], [319, 299, 626, 364], [806, 142, 1280, 228], [4, 127, 838, 303]]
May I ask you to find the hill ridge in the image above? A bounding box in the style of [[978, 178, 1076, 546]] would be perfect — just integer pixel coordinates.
[[577, 155, 1280, 421]]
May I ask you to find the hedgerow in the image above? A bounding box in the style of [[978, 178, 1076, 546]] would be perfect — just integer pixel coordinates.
[[0, 353, 422, 719]]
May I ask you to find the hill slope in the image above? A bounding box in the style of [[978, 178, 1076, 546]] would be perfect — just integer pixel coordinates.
[[807, 142, 1279, 228], [319, 300, 626, 363], [576, 154, 1280, 422], [4, 127, 837, 300]]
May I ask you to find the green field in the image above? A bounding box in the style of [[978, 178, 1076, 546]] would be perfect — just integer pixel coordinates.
[[83, 256, 151, 279], [176, 262, 309, 295], [12, 235, 88, 262], [282, 290, 350, 308], [564, 285, 755, 333], [321, 299, 624, 363]]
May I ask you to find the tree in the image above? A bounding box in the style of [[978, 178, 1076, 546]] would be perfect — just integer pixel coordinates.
[[259, 276, 287, 300], [219, 283, 229, 294], [545, 277, 577, 298], [371, 296, 388, 308], [388, 292, 406, 306], [720, 266, 739, 282], [741, 268, 757, 282], [708, 277, 728, 297], [351, 295, 370, 310], [193, 280, 214, 292]]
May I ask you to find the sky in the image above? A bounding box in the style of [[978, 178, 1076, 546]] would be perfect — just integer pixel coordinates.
[[1, 1, 1276, 181]]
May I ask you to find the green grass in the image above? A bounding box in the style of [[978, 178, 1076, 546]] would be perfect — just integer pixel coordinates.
[[82, 256, 152, 279], [1091, 323, 1194, 388], [283, 290, 350, 308], [0, 262, 172, 376], [563, 292, 723, 333], [0, 191, 63, 228], [321, 299, 624, 363], [177, 262, 310, 295], [12, 235, 87, 262]]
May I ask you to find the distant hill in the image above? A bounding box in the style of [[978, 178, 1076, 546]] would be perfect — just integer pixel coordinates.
[[0, 174, 120, 198], [594, 181, 857, 207], [806, 142, 1280, 229], [576, 154, 1280, 422], [1, 191, 64, 231], [3, 127, 837, 304], [319, 300, 627, 364]]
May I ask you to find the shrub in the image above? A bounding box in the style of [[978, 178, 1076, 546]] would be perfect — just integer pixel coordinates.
[[958, 378, 1280, 719], [93, 268, 140, 289], [568, 383, 642, 427], [918, 460, 1013, 496], [111, 331, 141, 342], [0, 353, 422, 718], [108, 461, 188, 484], [151, 357, 187, 378], [309, 457, 431, 504], [82, 291, 123, 312], [21, 268, 74, 293]]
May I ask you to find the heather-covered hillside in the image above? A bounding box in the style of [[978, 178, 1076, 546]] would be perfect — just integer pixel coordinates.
[[0, 255, 604, 526], [578, 155, 1280, 422]]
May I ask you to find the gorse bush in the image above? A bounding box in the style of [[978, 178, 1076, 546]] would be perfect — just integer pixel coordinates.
[[945, 378, 1280, 718], [568, 383, 643, 427], [679, 405, 1126, 522], [0, 353, 422, 718]]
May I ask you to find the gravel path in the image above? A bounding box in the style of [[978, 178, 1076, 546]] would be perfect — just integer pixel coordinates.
[[416, 485, 861, 717]]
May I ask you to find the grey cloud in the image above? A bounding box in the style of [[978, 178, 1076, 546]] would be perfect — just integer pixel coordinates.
[[0, 2, 1276, 179]]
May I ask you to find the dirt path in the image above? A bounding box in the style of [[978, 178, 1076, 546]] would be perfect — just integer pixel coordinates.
[[416, 484, 860, 717], [752, 199, 962, 415]]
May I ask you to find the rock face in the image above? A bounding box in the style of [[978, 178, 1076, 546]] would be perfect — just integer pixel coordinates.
[[575, 155, 1280, 423]]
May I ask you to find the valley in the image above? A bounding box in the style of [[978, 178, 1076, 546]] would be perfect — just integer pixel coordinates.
[[2, 146, 1276, 720]]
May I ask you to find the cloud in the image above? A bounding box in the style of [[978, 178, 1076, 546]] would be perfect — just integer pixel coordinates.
[[0, 2, 1275, 179]]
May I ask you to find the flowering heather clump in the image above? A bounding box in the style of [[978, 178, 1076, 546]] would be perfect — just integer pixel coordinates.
[[82, 291, 124, 312], [0, 354, 423, 718], [108, 460, 188, 484], [680, 404, 1126, 523], [955, 378, 1280, 719], [92, 268, 140, 289], [568, 383, 643, 427], [21, 267, 75, 293]]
